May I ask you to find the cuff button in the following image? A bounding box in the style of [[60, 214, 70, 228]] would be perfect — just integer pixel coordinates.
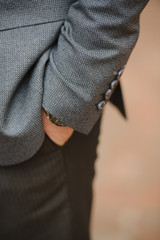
[[110, 80, 118, 90], [97, 100, 106, 110], [117, 66, 125, 79], [105, 89, 112, 100]]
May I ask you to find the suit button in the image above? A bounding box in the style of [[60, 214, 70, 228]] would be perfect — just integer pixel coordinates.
[[105, 89, 112, 100], [110, 80, 118, 90], [97, 100, 106, 110], [117, 66, 125, 79]]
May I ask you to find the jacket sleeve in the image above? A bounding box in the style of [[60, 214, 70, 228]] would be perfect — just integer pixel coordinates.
[[41, 0, 149, 135]]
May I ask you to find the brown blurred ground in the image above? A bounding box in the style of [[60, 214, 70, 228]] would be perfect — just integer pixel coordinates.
[[91, 1, 160, 239]]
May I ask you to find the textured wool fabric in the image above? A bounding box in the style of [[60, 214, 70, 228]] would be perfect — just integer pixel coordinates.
[[0, 0, 149, 165]]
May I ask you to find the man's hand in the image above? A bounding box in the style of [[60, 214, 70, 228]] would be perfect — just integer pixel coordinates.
[[41, 108, 74, 146]]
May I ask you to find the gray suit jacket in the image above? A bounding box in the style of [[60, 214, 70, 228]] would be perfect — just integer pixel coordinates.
[[0, 0, 148, 165]]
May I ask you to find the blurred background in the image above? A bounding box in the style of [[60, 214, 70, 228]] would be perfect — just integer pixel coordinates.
[[91, 1, 160, 239]]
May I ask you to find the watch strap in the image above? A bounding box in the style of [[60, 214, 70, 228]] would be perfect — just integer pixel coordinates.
[[43, 108, 67, 127]]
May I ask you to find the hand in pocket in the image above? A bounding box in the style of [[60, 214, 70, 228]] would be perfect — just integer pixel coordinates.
[[41, 108, 74, 146]]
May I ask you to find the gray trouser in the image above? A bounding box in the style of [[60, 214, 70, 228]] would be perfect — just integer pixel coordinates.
[[0, 116, 102, 240]]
